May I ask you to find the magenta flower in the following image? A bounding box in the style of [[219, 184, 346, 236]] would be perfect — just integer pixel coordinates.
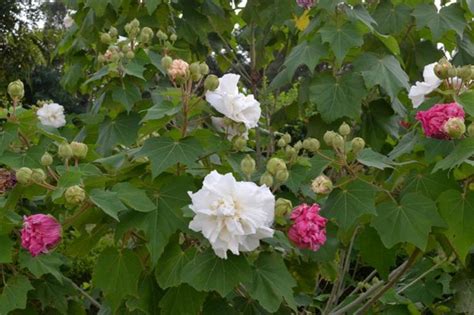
[[21, 214, 62, 257], [415, 102, 465, 139], [296, 0, 316, 9], [288, 203, 327, 251]]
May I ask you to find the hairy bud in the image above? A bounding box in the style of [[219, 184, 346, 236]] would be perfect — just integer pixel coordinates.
[[58, 143, 73, 160], [41, 152, 53, 166], [266, 158, 286, 175], [204, 75, 219, 91], [199, 63, 209, 75], [240, 155, 256, 177], [277, 138, 287, 148], [31, 169, 46, 183], [64, 185, 86, 204], [311, 175, 333, 194], [259, 172, 274, 187], [339, 122, 351, 136], [161, 56, 173, 69], [16, 167, 33, 185], [8, 80, 25, 100], [323, 131, 337, 146], [332, 134, 345, 152], [351, 137, 365, 154], [303, 138, 320, 152], [275, 169, 289, 183], [71, 142, 88, 159], [100, 33, 112, 45], [443, 117, 466, 139], [233, 136, 247, 151]]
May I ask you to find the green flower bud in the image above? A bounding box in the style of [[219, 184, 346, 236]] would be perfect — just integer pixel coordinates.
[[64, 185, 86, 204], [126, 51, 135, 59], [140, 27, 154, 41], [130, 18, 140, 28], [468, 122, 474, 137], [156, 30, 168, 41], [303, 138, 320, 152], [124, 23, 132, 35], [294, 140, 303, 152], [339, 122, 351, 136], [8, 80, 24, 100], [311, 175, 333, 194], [58, 143, 73, 160], [199, 63, 209, 75], [240, 154, 256, 177], [332, 134, 345, 152], [16, 167, 33, 185], [100, 33, 112, 44], [266, 157, 286, 175], [31, 168, 46, 183], [189, 62, 200, 75], [275, 169, 289, 183], [443, 117, 466, 139], [204, 74, 219, 91], [170, 33, 177, 42], [277, 138, 287, 148], [233, 136, 247, 151], [41, 152, 53, 166], [285, 145, 297, 160], [109, 26, 118, 38], [458, 65, 472, 81], [351, 137, 365, 154], [282, 133, 291, 144], [97, 54, 106, 63], [110, 51, 120, 63], [71, 142, 88, 159], [323, 131, 337, 146], [161, 56, 173, 69], [259, 172, 274, 187], [434, 57, 452, 79], [447, 67, 457, 78], [275, 198, 293, 218]]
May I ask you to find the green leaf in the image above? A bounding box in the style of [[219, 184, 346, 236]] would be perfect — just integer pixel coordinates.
[[357, 148, 394, 170], [83, 66, 111, 86], [373, 0, 411, 35], [402, 171, 457, 200], [126, 276, 163, 315], [159, 284, 207, 315], [285, 154, 331, 193], [372, 193, 445, 249], [112, 182, 156, 213], [455, 90, 474, 116], [182, 250, 252, 296], [322, 180, 377, 230], [33, 278, 72, 314], [319, 21, 364, 63], [283, 35, 328, 77], [412, 3, 466, 41], [438, 190, 474, 263], [155, 240, 196, 289], [388, 130, 418, 160], [0, 275, 34, 314], [0, 145, 45, 169], [358, 227, 397, 279], [309, 73, 367, 123], [354, 53, 409, 99], [0, 234, 14, 263], [89, 189, 127, 221], [124, 61, 146, 80], [142, 100, 182, 122], [0, 123, 18, 154], [112, 82, 141, 112], [19, 252, 64, 283], [93, 248, 142, 311], [433, 137, 474, 172], [136, 136, 204, 178], [345, 5, 377, 31], [96, 112, 140, 156], [374, 31, 401, 56], [245, 252, 297, 312], [86, 0, 109, 17]]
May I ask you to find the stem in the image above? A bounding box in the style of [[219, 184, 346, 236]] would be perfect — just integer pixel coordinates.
[[63, 202, 92, 228], [397, 259, 444, 294], [336, 227, 359, 302], [323, 249, 347, 313], [36, 181, 56, 190], [66, 278, 101, 309], [47, 166, 59, 181]]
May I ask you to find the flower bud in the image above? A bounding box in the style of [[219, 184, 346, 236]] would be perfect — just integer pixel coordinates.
[[434, 57, 452, 79], [282, 133, 292, 144], [58, 143, 73, 160], [64, 185, 86, 204], [351, 137, 365, 154], [266, 157, 286, 175], [303, 138, 320, 152], [98, 54, 106, 63], [443, 117, 466, 139], [233, 136, 247, 151], [458, 65, 472, 81], [447, 67, 457, 78], [71, 142, 88, 159], [161, 55, 173, 69], [323, 131, 337, 146], [100, 33, 112, 44], [259, 172, 274, 187], [294, 140, 303, 152], [190, 62, 202, 81], [199, 63, 209, 75], [240, 155, 256, 177], [339, 122, 351, 136], [8, 80, 25, 100], [332, 134, 345, 152], [140, 27, 154, 43], [109, 26, 118, 38], [204, 75, 219, 91], [168, 59, 189, 81], [311, 175, 333, 194], [277, 138, 287, 148], [126, 51, 135, 59], [130, 18, 140, 28], [41, 152, 53, 166], [285, 146, 297, 161], [156, 30, 168, 41], [31, 169, 46, 183], [170, 33, 177, 42], [16, 167, 33, 185], [275, 198, 293, 218], [468, 122, 474, 137], [275, 169, 289, 183]]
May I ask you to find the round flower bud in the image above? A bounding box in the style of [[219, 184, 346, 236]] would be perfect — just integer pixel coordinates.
[[58, 143, 73, 160], [285, 146, 297, 160], [71, 142, 88, 159], [16, 167, 33, 185], [64, 185, 86, 204], [275, 198, 293, 218], [458, 65, 472, 81], [140, 27, 154, 42], [351, 137, 365, 154], [41, 152, 53, 166], [468, 122, 474, 137], [199, 63, 209, 75], [303, 138, 320, 152], [156, 30, 168, 40], [434, 63, 449, 80], [443, 117, 466, 139], [126, 51, 135, 59], [332, 134, 345, 152], [323, 131, 337, 146], [161, 55, 173, 69], [240, 155, 256, 177], [97, 54, 106, 63], [204, 74, 220, 91], [339, 122, 351, 136], [275, 169, 289, 183], [311, 175, 333, 195], [168, 59, 189, 81], [259, 172, 274, 187], [130, 18, 140, 28], [277, 138, 287, 148], [124, 23, 132, 35], [170, 33, 177, 42], [8, 80, 25, 100], [190, 62, 202, 81], [233, 136, 247, 151], [109, 26, 118, 37], [294, 140, 303, 152], [31, 169, 46, 183], [100, 33, 112, 44], [282, 133, 292, 144], [447, 67, 457, 78], [266, 158, 286, 175]]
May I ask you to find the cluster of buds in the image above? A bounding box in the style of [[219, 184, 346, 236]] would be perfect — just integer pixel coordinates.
[[0, 169, 16, 194], [58, 141, 88, 161], [161, 55, 218, 88], [323, 122, 365, 156], [16, 167, 46, 185], [276, 133, 321, 164], [260, 157, 289, 187], [434, 58, 473, 82], [64, 185, 86, 205], [156, 30, 177, 44]]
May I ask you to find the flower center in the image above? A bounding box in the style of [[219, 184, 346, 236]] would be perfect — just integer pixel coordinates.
[[212, 198, 239, 217]]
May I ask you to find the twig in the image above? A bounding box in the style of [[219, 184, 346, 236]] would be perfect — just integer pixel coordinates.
[[336, 227, 359, 302], [67, 278, 101, 309], [397, 259, 444, 294]]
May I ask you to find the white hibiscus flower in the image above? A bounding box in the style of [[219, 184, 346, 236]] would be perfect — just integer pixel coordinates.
[[205, 74, 261, 129], [63, 15, 74, 28], [188, 171, 275, 259], [408, 62, 442, 108], [37, 103, 66, 128]]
